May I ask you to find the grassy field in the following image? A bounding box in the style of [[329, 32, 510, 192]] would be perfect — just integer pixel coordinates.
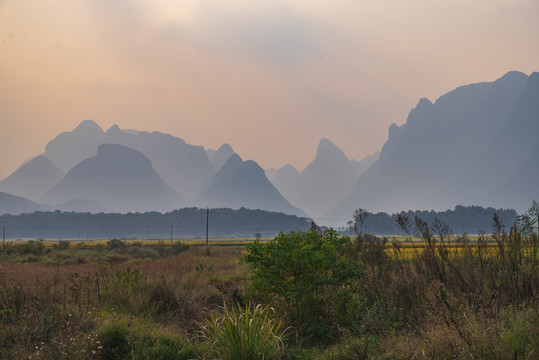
[[0, 228, 538, 359]]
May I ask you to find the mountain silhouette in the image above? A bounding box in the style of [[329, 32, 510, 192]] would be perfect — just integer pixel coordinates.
[[0, 155, 64, 201], [41, 144, 184, 212], [471, 72, 539, 209], [196, 154, 306, 216], [42, 121, 215, 198], [489, 143, 539, 210], [330, 71, 535, 223], [45, 120, 105, 172], [101, 125, 214, 198], [351, 152, 380, 177], [0, 192, 49, 215], [269, 138, 375, 219], [295, 138, 360, 218], [209, 144, 235, 173], [267, 164, 300, 206]]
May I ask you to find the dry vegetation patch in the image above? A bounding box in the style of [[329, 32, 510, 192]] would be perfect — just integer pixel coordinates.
[[1, 217, 538, 359]]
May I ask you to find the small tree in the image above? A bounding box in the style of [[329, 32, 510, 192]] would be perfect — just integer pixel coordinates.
[[244, 229, 362, 344], [519, 200, 539, 235], [352, 208, 369, 237]]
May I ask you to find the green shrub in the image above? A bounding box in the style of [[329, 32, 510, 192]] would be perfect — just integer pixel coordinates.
[[16, 239, 47, 255], [245, 229, 362, 344], [98, 323, 130, 360], [54, 239, 71, 250], [168, 241, 188, 255], [107, 239, 125, 250], [204, 303, 288, 360]]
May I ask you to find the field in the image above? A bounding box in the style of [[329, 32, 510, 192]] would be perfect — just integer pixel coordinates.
[[0, 226, 538, 359]]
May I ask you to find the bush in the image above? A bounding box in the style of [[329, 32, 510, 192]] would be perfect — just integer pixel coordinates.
[[16, 239, 47, 255], [107, 239, 125, 250], [55, 239, 71, 250], [168, 241, 189, 255], [98, 323, 130, 360], [245, 229, 362, 345]]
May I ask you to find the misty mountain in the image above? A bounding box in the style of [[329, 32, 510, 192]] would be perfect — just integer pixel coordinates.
[[268, 139, 375, 219], [265, 168, 278, 182], [267, 164, 300, 206], [480, 73, 539, 209], [42, 120, 215, 198], [0, 192, 49, 215], [196, 154, 306, 216], [330, 71, 536, 224], [101, 125, 214, 198], [45, 120, 105, 172], [0, 155, 65, 201], [295, 138, 365, 218], [488, 143, 539, 210], [471, 72, 539, 201], [41, 144, 184, 212], [207, 143, 235, 173], [352, 151, 380, 177]]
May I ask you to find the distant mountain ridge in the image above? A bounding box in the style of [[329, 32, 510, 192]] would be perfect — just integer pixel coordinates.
[[3, 121, 307, 216], [44, 121, 214, 198], [45, 119, 105, 172], [42, 144, 184, 212], [197, 154, 306, 216], [329, 71, 539, 224], [2, 71, 537, 223], [268, 138, 379, 219], [0, 155, 64, 201], [210, 144, 235, 173], [0, 192, 49, 215]]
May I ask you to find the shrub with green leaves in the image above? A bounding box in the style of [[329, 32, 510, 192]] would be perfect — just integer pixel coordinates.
[[205, 303, 287, 360], [98, 323, 130, 360], [245, 229, 362, 344]]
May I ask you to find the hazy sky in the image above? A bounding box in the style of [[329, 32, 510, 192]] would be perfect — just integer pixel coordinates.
[[1, 0, 539, 177]]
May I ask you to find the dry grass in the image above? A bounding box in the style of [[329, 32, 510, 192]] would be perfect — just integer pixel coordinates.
[[1, 227, 538, 359], [0, 246, 248, 359]]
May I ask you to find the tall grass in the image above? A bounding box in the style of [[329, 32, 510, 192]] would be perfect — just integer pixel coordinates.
[[204, 303, 288, 360]]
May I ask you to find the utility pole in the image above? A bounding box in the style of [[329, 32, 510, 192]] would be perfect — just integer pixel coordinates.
[[2, 225, 5, 248], [170, 226, 173, 244], [206, 208, 209, 246]]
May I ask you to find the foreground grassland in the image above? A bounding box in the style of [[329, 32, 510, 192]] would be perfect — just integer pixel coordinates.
[[0, 227, 538, 359]]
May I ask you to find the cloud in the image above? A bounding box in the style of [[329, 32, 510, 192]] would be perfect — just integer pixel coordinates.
[[192, 0, 316, 66], [86, 0, 317, 67]]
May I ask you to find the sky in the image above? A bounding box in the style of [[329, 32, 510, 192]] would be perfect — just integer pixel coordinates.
[[1, 0, 539, 178]]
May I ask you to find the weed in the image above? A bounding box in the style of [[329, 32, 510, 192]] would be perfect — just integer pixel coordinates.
[[204, 303, 288, 360]]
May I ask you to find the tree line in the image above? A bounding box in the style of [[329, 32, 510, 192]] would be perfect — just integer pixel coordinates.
[[0, 207, 312, 240], [343, 205, 518, 235]]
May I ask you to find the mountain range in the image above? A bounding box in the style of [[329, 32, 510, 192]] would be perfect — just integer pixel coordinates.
[[41, 144, 185, 213], [1, 121, 309, 216], [266, 138, 379, 219], [0, 155, 64, 201], [197, 154, 305, 216], [1, 70, 538, 226], [329, 71, 539, 225]]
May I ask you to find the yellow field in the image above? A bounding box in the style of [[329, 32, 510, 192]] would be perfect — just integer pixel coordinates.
[[6, 235, 508, 261]]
